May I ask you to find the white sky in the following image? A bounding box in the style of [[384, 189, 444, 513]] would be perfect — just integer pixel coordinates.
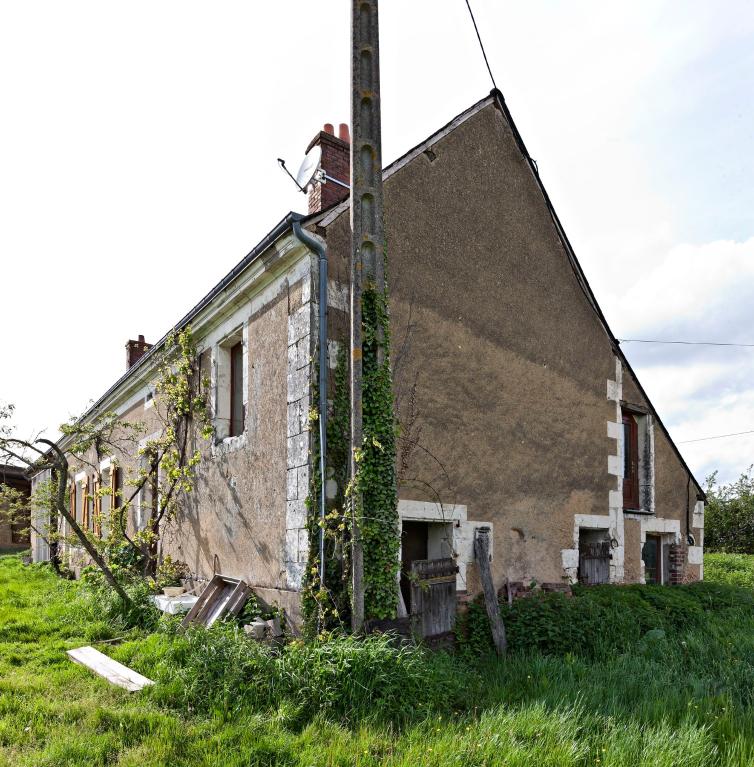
[[1, 1, 753, 487]]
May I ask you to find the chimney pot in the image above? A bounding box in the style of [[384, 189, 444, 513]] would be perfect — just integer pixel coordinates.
[[323, 123, 334, 135], [338, 123, 351, 143]]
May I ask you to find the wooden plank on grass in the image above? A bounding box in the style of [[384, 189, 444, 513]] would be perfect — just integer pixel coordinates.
[[67, 646, 154, 692]]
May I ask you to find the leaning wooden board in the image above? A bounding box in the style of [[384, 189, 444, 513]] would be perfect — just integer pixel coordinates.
[[181, 574, 251, 629], [67, 646, 154, 692]]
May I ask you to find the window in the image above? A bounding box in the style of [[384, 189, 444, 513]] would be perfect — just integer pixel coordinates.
[[230, 341, 244, 437], [213, 328, 246, 442], [622, 411, 640, 510]]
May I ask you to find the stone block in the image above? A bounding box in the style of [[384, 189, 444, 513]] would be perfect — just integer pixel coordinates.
[[287, 306, 310, 346], [287, 433, 309, 469], [286, 500, 307, 529], [287, 365, 310, 404], [607, 455, 622, 477]]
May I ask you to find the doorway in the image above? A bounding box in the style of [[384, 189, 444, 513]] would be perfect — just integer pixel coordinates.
[[642, 534, 669, 584], [400, 521, 428, 612]]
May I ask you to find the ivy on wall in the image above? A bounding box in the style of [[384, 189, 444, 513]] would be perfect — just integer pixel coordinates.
[[302, 347, 352, 636], [352, 285, 399, 621], [302, 271, 400, 635]]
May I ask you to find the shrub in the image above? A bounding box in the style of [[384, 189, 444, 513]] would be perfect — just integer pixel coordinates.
[[457, 580, 753, 659], [704, 553, 754, 589]]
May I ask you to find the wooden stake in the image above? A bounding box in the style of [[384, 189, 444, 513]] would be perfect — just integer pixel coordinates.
[[474, 527, 507, 655]]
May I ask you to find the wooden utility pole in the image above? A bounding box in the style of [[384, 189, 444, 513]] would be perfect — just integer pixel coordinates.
[[350, 0, 386, 633]]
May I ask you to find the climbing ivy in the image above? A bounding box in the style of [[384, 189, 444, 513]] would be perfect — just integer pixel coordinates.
[[301, 346, 352, 637], [302, 264, 400, 633], [352, 284, 399, 621]]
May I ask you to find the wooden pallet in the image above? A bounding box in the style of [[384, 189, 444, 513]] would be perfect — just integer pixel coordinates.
[[181, 574, 252, 629], [67, 646, 154, 692]]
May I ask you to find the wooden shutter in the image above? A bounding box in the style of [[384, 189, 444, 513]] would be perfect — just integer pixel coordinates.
[[81, 477, 89, 530], [68, 481, 75, 536], [111, 466, 119, 508], [622, 411, 640, 510], [93, 476, 101, 537]]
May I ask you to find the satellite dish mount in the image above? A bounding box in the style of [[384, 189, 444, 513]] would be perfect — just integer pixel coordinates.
[[278, 144, 350, 194]]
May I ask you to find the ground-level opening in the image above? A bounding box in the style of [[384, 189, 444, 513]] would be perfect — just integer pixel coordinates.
[[578, 528, 611, 585], [642, 533, 671, 585]]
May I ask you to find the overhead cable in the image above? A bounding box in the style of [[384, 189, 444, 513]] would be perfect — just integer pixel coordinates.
[[464, 0, 498, 91], [678, 429, 754, 444], [619, 339, 754, 348]]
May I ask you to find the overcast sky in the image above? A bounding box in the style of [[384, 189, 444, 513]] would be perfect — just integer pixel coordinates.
[[1, 1, 753, 487]]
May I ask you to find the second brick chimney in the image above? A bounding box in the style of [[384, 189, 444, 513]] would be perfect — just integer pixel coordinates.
[[307, 122, 350, 215], [126, 334, 152, 370]]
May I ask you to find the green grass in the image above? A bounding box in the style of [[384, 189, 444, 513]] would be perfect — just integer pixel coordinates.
[[4, 554, 754, 765], [704, 553, 754, 589]]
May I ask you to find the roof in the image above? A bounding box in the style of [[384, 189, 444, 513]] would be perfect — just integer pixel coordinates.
[[311, 89, 705, 500], [66, 90, 704, 499]]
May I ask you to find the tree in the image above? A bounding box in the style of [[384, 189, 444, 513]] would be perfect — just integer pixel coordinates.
[[704, 467, 754, 553], [0, 326, 211, 604]]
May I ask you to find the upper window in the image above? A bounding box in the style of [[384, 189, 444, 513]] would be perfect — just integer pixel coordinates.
[[214, 328, 246, 442], [622, 407, 654, 512], [622, 411, 640, 510], [229, 341, 244, 437]]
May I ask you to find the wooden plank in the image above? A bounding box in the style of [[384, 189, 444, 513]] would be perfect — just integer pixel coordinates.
[[67, 646, 154, 692], [474, 527, 507, 655]]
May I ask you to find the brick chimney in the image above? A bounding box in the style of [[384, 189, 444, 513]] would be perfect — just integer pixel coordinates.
[[307, 122, 350, 214], [126, 334, 152, 370]]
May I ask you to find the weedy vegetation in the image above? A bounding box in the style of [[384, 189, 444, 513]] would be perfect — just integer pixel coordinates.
[[4, 553, 754, 765]]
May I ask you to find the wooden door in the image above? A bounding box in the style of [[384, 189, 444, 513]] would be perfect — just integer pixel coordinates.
[[578, 540, 611, 585], [410, 558, 458, 641]]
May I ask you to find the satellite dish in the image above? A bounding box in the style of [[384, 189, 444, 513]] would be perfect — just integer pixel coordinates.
[[295, 145, 322, 191]]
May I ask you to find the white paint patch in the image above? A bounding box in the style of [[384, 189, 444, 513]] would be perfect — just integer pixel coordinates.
[[693, 500, 705, 530], [688, 546, 703, 565]]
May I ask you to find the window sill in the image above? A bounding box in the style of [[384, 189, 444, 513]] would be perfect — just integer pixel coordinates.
[[211, 432, 247, 457], [624, 508, 654, 517]]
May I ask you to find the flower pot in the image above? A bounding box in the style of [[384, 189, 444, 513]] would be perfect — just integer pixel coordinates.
[[162, 586, 185, 598]]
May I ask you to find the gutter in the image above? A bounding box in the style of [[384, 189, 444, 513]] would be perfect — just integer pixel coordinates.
[[291, 215, 328, 589]]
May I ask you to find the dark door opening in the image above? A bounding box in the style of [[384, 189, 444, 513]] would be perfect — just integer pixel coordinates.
[[400, 521, 428, 612], [643, 534, 661, 584]]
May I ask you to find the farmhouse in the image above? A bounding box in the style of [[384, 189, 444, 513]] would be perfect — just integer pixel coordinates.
[[31, 91, 705, 627]]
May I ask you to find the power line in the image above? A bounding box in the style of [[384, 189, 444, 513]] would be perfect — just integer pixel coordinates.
[[619, 339, 754, 348], [678, 429, 754, 444], [464, 0, 498, 91]]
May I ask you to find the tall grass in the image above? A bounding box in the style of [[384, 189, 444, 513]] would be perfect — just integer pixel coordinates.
[[4, 552, 754, 765]]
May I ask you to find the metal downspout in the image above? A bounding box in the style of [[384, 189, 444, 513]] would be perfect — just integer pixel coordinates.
[[291, 217, 328, 588]]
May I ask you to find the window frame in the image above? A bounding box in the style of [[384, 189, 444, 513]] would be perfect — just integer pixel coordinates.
[[229, 340, 245, 438], [622, 409, 640, 510]]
